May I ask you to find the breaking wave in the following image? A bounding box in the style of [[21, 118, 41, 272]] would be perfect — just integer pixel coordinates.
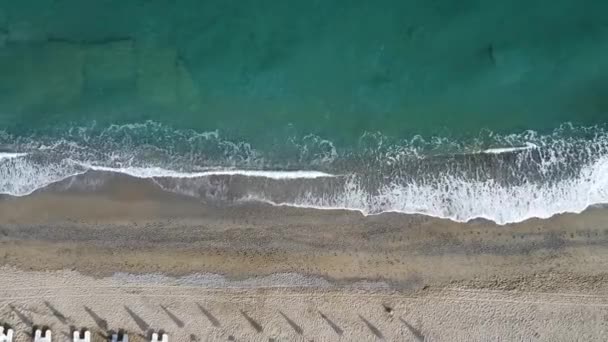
[[1, 122, 607, 224]]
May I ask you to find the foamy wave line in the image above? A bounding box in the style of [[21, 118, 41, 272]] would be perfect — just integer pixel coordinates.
[[0, 157, 335, 198], [245, 190, 606, 226], [3, 156, 608, 225], [250, 195, 606, 225], [79, 163, 335, 179], [241, 154, 608, 225], [2, 123, 608, 225], [0, 152, 28, 161], [481, 142, 538, 154]]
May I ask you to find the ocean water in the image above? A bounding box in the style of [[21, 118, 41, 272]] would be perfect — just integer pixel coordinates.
[[1, 1, 608, 224]]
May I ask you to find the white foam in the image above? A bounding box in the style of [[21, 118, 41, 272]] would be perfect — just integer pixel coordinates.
[[3, 154, 608, 224], [258, 154, 608, 225], [78, 163, 335, 179], [0, 157, 85, 196], [0, 152, 27, 161], [0, 158, 334, 197], [482, 142, 538, 154], [2, 124, 608, 225]]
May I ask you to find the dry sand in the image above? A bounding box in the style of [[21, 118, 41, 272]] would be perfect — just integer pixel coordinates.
[[1, 181, 608, 340], [2, 267, 608, 342]]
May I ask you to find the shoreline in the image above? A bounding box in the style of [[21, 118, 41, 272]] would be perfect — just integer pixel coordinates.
[[3, 149, 608, 224], [1, 182, 608, 340]]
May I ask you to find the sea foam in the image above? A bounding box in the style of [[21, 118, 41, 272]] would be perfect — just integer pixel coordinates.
[[481, 142, 538, 154], [1, 124, 607, 225], [271, 154, 608, 224], [0, 152, 28, 161], [78, 163, 335, 179]]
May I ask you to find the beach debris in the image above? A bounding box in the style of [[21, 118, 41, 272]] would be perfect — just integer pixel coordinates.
[[150, 332, 168, 342], [382, 304, 394, 317], [34, 328, 52, 342], [111, 332, 129, 342], [0, 326, 14, 342], [72, 330, 90, 342]]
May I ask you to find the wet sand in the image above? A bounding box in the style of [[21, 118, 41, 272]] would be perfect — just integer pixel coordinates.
[[1, 176, 608, 340]]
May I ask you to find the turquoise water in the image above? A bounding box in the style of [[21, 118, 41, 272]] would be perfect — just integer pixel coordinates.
[[1, 1, 607, 141], [1, 1, 608, 223]]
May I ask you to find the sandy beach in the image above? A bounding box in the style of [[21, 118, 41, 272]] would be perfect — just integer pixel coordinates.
[[2, 267, 608, 342], [2, 1, 608, 340], [0, 176, 608, 340]]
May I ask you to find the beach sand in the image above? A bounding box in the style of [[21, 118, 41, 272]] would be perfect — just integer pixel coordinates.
[[1, 176, 608, 341]]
